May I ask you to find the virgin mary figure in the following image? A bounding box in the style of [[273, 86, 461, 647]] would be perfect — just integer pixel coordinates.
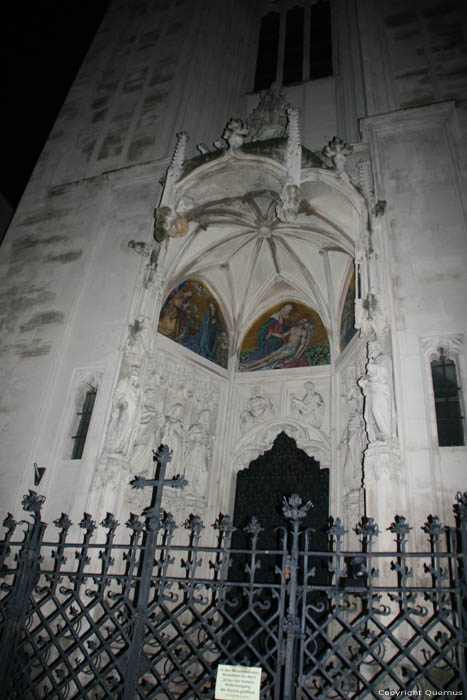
[[183, 300, 223, 363]]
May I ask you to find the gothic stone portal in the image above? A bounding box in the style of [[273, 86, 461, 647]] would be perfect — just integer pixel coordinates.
[[232, 432, 329, 583]]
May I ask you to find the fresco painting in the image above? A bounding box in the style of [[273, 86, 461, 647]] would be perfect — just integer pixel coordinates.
[[239, 301, 330, 371], [158, 280, 229, 368], [339, 270, 357, 352]]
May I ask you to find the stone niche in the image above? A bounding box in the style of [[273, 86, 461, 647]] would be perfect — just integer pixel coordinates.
[[127, 333, 332, 538]]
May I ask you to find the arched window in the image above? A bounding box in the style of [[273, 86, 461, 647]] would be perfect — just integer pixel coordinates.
[[64, 370, 102, 460], [72, 386, 97, 459], [309, 0, 332, 80], [431, 349, 465, 446], [254, 11, 280, 91], [283, 6, 304, 86], [254, 1, 332, 90]]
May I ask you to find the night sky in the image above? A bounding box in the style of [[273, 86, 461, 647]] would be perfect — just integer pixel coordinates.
[[1, 1, 110, 210]]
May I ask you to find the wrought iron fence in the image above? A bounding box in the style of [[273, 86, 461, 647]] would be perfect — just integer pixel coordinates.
[[0, 445, 465, 699]]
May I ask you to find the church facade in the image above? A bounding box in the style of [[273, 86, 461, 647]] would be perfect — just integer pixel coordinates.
[[0, 0, 466, 550]]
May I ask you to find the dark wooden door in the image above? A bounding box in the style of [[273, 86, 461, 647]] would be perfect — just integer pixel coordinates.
[[231, 431, 329, 582]]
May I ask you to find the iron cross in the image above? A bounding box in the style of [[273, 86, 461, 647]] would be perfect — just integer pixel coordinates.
[[130, 443, 187, 514]]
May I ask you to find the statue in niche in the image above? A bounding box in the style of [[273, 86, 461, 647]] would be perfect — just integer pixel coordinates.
[[105, 366, 141, 455], [183, 409, 212, 499], [240, 386, 274, 431], [131, 388, 162, 474], [159, 403, 185, 476], [290, 381, 325, 428], [358, 340, 396, 443], [338, 388, 366, 494]]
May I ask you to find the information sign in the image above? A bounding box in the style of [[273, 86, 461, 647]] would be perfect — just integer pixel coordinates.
[[215, 664, 262, 700]]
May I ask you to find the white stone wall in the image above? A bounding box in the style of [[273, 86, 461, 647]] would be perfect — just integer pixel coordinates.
[[361, 101, 467, 534]]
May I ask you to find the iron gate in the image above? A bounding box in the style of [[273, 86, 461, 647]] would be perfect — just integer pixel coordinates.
[[0, 445, 465, 699]]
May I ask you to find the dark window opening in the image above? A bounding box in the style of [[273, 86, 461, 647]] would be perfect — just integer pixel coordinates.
[[254, 2, 332, 91], [254, 12, 280, 91], [283, 6, 304, 86], [431, 352, 464, 447], [309, 0, 332, 80], [72, 387, 97, 459]]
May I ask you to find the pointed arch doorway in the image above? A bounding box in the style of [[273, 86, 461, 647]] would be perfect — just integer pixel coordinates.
[[231, 432, 329, 582]]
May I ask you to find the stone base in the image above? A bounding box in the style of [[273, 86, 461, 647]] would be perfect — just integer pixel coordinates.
[[363, 440, 403, 483], [364, 440, 405, 545]]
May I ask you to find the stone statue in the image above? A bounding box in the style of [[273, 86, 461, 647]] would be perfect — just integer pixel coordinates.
[[159, 403, 185, 476], [321, 136, 353, 173], [105, 366, 141, 455], [339, 388, 366, 494], [183, 409, 212, 499], [290, 381, 325, 428], [358, 341, 396, 443], [128, 240, 160, 286], [245, 84, 291, 140], [222, 119, 249, 149], [131, 388, 162, 475], [240, 386, 274, 430]]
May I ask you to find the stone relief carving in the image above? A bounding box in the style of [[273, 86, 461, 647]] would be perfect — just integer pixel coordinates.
[[341, 353, 366, 400], [130, 388, 163, 476], [358, 340, 396, 444], [128, 240, 160, 287], [245, 85, 291, 140], [355, 294, 389, 339], [290, 381, 325, 428], [105, 365, 141, 456], [321, 136, 353, 173], [364, 442, 403, 483], [240, 385, 274, 431], [159, 403, 185, 477], [232, 419, 330, 474], [183, 409, 212, 500], [122, 348, 224, 513], [338, 387, 366, 495], [148, 351, 221, 410], [125, 316, 152, 366], [276, 183, 302, 223], [421, 333, 464, 362], [222, 119, 249, 150]]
